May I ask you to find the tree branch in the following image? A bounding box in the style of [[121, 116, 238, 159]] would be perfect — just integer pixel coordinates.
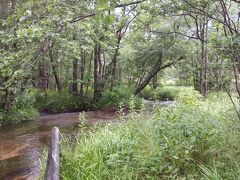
[[114, 0, 146, 8], [150, 30, 206, 42], [182, 0, 239, 35]]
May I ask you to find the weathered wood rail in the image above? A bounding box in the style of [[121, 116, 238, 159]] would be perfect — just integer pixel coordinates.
[[45, 127, 60, 180]]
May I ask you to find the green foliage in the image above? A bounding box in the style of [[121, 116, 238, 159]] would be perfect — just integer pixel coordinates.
[[2, 106, 38, 125], [0, 89, 38, 125], [35, 90, 92, 113], [139, 85, 155, 100], [176, 87, 203, 107], [98, 86, 132, 108], [140, 86, 191, 101], [128, 95, 143, 111], [60, 94, 240, 179], [78, 111, 87, 128], [154, 86, 182, 100]]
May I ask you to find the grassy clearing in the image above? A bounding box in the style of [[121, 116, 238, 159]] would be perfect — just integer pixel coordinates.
[[59, 89, 240, 179]]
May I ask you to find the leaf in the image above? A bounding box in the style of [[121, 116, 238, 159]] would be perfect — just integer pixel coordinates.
[[103, 15, 115, 25]]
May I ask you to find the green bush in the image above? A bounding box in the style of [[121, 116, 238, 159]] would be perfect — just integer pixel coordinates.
[[176, 87, 203, 107], [2, 106, 38, 125], [0, 89, 38, 125], [139, 86, 191, 101], [98, 91, 121, 108], [139, 85, 154, 99], [36, 86, 140, 113], [154, 86, 190, 100], [59, 93, 240, 179], [98, 86, 133, 108], [35, 90, 92, 113]]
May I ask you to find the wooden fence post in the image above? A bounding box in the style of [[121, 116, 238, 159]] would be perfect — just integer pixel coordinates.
[[45, 127, 60, 180]]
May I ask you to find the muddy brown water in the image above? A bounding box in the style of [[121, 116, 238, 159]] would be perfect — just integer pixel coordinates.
[[0, 101, 174, 180], [0, 109, 118, 180]]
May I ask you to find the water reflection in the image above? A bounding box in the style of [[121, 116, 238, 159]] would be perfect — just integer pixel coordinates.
[[0, 110, 117, 179]]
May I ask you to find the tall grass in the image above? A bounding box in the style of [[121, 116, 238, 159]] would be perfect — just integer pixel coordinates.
[[59, 90, 240, 179]]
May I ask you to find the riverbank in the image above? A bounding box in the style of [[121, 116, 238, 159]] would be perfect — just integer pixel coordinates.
[[0, 109, 118, 179], [59, 92, 240, 179]]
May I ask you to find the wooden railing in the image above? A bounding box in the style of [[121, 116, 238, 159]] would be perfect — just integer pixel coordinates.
[[45, 127, 60, 180]]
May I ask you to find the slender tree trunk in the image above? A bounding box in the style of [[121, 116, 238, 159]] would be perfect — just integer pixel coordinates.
[[152, 74, 158, 89], [37, 58, 47, 92], [72, 58, 78, 96], [93, 45, 101, 101], [134, 56, 163, 95], [86, 52, 93, 96], [3, 89, 10, 110], [203, 16, 209, 96], [80, 50, 85, 97], [110, 34, 122, 91], [102, 53, 106, 78], [49, 44, 61, 93], [200, 39, 205, 95], [134, 57, 183, 95]]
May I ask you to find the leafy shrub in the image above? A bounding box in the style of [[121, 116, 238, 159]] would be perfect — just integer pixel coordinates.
[[36, 86, 139, 113], [140, 86, 191, 101], [2, 106, 38, 124], [35, 90, 92, 113], [98, 86, 133, 108], [176, 87, 203, 107], [128, 95, 143, 111], [98, 91, 121, 108], [154, 86, 189, 100], [139, 85, 154, 99], [59, 94, 240, 179], [0, 89, 38, 125]]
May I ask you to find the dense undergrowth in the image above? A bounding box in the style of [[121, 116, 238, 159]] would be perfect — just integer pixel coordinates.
[[140, 85, 189, 100], [59, 89, 240, 179], [0, 86, 142, 125], [35, 90, 93, 113], [0, 90, 38, 126], [35, 86, 142, 113]]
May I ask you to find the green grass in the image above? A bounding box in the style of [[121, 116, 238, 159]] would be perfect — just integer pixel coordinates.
[[59, 90, 240, 179]]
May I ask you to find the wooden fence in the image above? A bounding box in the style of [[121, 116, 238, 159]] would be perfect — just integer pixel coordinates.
[[45, 127, 60, 180]]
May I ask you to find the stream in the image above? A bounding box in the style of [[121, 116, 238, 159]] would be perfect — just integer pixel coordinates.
[[0, 101, 174, 180]]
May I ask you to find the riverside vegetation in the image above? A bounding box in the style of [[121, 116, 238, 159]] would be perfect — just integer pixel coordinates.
[[58, 89, 240, 179], [0, 85, 183, 125], [1, 0, 240, 179]]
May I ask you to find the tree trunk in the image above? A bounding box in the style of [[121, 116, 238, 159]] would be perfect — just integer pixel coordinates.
[[37, 58, 48, 92], [134, 57, 183, 95], [49, 44, 61, 93], [72, 58, 78, 96], [134, 55, 163, 95], [86, 51, 93, 96], [203, 16, 209, 96], [80, 50, 85, 97], [152, 74, 158, 89], [110, 34, 122, 91], [93, 45, 102, 102]]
